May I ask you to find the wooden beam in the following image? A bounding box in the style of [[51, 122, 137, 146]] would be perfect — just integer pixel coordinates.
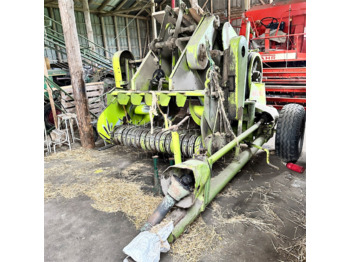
[[81, 0, 95, 52], [97, 0, 111, 11], [211, 0, 213, 13], [103, 3, 153, 16], [112, 0, 128, 12], [244, 0, 250, 11], [58, 0, 95, 148], [113, 16, 120, 50], [228, 0, 231, 22], [159, 0, 166, 10], [136, 19, 142, 59], [202, 0, 209, 9], [151, 0, 157, 40], [259, 0, 266, 5], [100, 16, 109, 58], [126, 1, 143, 14], [44, 58, 58, 129], [44, 3, 150, 19]]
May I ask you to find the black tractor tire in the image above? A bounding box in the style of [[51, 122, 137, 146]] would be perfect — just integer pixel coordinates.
[[275, 104, 306, 163]]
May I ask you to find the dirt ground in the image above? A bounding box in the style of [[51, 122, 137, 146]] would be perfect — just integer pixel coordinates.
[[44, 134, 306, 262]]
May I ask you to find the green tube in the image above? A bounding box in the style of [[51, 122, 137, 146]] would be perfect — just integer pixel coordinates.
[[169, 135, 266, 242], [134, 105, 150, 115], [208, 119, 263, 166], [171, 131, 182, 164], [208, 136, 265, 203]]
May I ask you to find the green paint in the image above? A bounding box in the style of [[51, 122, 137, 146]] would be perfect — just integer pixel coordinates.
[[96, 101, 124, 143], [176, 93, 187, 107], [145, 93, 153, 106], [131, 93, 143, 105], [159, 94, 171, 106], [171, 131, 182, 164], [189, 101, 203, 126], [117, 93, 130, 105]]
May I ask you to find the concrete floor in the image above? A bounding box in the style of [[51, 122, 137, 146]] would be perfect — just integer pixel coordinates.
[[45, 134, 306, 262]]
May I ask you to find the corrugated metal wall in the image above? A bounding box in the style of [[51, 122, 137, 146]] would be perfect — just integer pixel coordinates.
[[44, 7, 151, 63], [45, 1, 263, 63]]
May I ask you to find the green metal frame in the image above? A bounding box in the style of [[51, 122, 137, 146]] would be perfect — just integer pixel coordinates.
[[95, 7, 279, 247]]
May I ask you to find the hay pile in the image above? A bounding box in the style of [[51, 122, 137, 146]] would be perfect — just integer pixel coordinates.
[[171, 217, 220, 262], [86, 176, 163, 228], [44, 176, 162, 229], [44, 146, 224, 261]]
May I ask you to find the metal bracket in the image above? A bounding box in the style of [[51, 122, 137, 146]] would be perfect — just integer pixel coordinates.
[[252, 144, 279, 170]]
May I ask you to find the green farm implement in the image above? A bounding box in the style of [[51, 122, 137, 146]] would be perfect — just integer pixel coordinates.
[[96, 3, 305, 252]]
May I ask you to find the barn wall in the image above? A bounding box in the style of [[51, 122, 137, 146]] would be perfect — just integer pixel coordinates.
[[44, 1, 265, 63], [44, 7, 151, 63]]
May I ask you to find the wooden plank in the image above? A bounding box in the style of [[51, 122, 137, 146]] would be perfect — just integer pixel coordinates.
[[112, 0, 128, 12], [61, 98, 104, 108], [63, 104, 104, 115], [44, 3, 149, 19], [97, 0, 111, 11], [202, 0, 209, 9], [58, 0, 95, 148], [62, 82, 104, 93], [86, 91, 103, 97]]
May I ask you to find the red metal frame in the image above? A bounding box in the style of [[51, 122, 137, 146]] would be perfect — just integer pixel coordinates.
[[232, 0, 306, 110]]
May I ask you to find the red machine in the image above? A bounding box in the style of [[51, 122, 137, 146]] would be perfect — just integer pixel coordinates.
[[235, 0, 306, 109]]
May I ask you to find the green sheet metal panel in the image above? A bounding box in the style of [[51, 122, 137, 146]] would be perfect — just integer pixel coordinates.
[[44, 7, 58, 62], [52, 8, 67, 61], [104, 16, 117, 55], [127, 19, 140, 59], [138, 19, 148, 57], [91, 14, 105, 56], [74, 11, 89, 48], [116, 17, 129, 51]]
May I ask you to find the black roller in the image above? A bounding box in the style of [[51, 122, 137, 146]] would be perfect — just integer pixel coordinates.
[[113, 126, 202, 157]]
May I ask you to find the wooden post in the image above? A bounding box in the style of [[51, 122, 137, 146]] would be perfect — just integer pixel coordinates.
[[211, 0, 213, 13], [49, 7, 63, 63], [243, 0, 250, 11], [44, 58, 58, 129], [228, 0, 231, 22], [81, 0, 95, 52], [100, 16, 109, 58], [58, 0, 95, 148], [136, 19, 142, 59], [113, 16, 120, 50], [151, 0, 157, 40]]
